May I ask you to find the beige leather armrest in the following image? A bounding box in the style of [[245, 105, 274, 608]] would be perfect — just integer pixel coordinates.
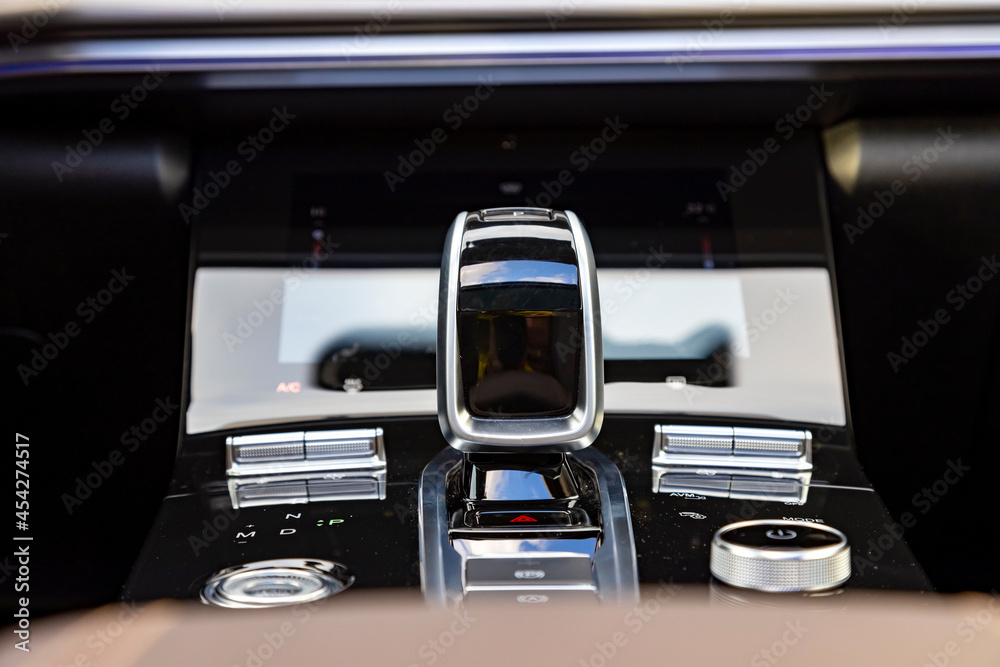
[[5, 587, 1000, 667]]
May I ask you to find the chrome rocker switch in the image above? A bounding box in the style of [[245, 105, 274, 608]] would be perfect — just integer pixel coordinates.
[[651, 424, 813, 503], [420, 208, 637, 607], [225, 428, 387, 508]]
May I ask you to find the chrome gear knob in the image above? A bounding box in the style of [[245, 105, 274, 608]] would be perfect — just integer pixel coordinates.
[[437, 207, 603, 453]]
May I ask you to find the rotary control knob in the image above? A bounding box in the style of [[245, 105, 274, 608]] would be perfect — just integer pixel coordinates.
[[710, 520, 851, 592]]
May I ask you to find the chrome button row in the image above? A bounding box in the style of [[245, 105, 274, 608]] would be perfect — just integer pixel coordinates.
[[653, 425, 812, 471], [654, 468, 812, 504], [230, 471, 387, 508], [226, 428, 385, 476], [658, 425, 806, 457]]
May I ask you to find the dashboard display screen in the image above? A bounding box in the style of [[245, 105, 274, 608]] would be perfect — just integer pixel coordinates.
[[289, 169, 734, 267], [189, 267, 843, 434]]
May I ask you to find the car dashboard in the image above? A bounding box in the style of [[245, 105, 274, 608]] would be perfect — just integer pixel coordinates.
[[3, 1, 1000, 664]]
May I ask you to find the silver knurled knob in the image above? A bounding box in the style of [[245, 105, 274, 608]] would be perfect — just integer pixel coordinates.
[[710, 520, 851, 592]]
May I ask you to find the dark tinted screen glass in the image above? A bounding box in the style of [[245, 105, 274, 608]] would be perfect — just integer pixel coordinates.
[[459, 310, 581, 418]]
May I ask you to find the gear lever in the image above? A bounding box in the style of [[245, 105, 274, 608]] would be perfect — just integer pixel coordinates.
[[420, 207, 637, 606], [437, 206, 602, 453]]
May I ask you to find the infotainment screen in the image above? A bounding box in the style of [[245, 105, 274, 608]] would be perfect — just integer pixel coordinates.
[[188, 267, 843, 434]]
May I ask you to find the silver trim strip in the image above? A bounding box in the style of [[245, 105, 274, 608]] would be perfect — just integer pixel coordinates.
[[7, 24, 1000, 80], [5, 1, 1000, 26], [418, 447, 466, 608]]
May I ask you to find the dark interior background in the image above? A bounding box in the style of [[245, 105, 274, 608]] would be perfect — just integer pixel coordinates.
[[3, 63, 1000, 615]]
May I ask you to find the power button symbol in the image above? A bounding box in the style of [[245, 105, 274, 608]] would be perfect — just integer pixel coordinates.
[[766, 529, 797, 540]]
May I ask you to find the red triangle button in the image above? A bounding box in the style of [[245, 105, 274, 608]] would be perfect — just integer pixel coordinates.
[[510, 515, 538, 523]]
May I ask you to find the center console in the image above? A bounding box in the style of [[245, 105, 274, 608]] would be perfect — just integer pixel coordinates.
[[122, 125, 931, 609], [419, 207, 637, 606]]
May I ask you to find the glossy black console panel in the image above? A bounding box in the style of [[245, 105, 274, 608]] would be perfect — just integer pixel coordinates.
[[628, 486, 925, 590], [124, 418, 437, 600], [123, 416, 930, 601]]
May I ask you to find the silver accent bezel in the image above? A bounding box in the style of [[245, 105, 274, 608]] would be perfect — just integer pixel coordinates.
[[456, 543, 598, 593], [437, 209, 603, 453], [200, 559, 354, 609], [8, 24, 1000, 84]]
